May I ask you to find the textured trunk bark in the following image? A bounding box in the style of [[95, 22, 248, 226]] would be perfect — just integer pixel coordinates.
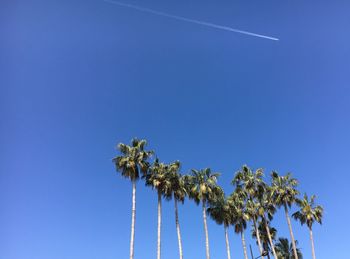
[[174, 199, 183, 259], [157, 191, 162, 259], [309, 227, 316, 259], [284, 204, 298, 259], [263, 215, 278, 259], [241, 231, 249, 259], [129, 180, 136, 259], [202, 200, 210, 259], [224, 226, 231, 259], [253, 216, 265, 258]]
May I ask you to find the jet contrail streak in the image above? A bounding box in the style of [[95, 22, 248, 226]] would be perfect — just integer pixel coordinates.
[[103, 0, 279, 41]]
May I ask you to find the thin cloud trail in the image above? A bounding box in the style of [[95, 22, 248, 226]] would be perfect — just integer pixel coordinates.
[[103, 0, 279, 41]]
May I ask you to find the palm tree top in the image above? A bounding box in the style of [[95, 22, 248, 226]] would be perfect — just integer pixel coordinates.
[[270, 171, 299, 208], [144, 158, 180, 198], [113, 138, 153, 181], [275, 237, 303, 259], [227, 189, 249, 233], [292, 193, 323, 229], [207, 190, 234, 227], [253, 185, 277, 221], [187, 168, 221, 204], [164, 161, 188, 202], [245, 198, 261, 219], [232, 165, 266, 199]]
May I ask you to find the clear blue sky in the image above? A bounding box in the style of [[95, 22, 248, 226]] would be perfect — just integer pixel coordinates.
[[1, 0, 350, 258]]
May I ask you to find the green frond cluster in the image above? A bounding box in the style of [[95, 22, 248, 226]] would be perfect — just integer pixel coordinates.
[[207, 194, 233, 227], [292, 194, 324, 229], [112, 138, 153, 181], [186, 168, 221, 204], [227, 189, 249, 234], [144, 159, 184, 201], [271, 172, 299, 208], [275, 238, 303, 259]]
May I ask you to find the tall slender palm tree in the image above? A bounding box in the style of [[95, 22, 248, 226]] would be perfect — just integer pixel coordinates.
[[275, 238, 303, 259], [292, 194, 323, 259], [112, 138, 153, 259], [228, 188, 250, 259], [145, 159, 175, 259], [260, 191, 279, 259], [207, 189, 233, 259], [271, 172, 300, 259], [233, 165, 266, 258], [166, 162, 186, 259], [187, 168, 221, 259]]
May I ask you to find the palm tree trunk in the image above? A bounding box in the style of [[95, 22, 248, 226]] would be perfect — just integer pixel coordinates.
[[202, 200, 210, 259], [129, 180, 136, 259], [174, 199, 183, 259], [241, 231, 249, 259], [284, 204, 298, 259], [309, 226, 316, 259], [224, 225, 231, 259], [253, 216, 265, 258], [263, 215, 278, 259], [157, 191, 162, 259]]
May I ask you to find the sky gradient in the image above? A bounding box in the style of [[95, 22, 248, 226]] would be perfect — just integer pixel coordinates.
[[1, 0, 350, 259]]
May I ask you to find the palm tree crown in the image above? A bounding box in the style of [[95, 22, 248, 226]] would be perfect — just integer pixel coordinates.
[[232, 165, 265, 198], [167, 163, 187, 203], [145, 159, 180, 196], [271, 172, 299, 208], [259, 186, 277, 221], [228, 188, 249, 234], [187, 168, 221, 204], [113, 138, 153, 181], [207, 191, 232, 227], [292, 194, 323, 229], [275, 238, 303, 259]]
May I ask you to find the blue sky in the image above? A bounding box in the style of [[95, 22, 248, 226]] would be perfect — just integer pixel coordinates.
[[1, 0, 350, 258]]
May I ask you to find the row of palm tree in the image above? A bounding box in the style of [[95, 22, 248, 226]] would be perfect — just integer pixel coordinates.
[[113, 138, 323, 259]]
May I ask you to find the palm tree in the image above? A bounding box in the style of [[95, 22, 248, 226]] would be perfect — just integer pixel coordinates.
[[207, 190, 233, 259], [257, 186, 279, 259], [233, 165, 266, 258], [271, 172, 300, 259], [292, 194, 323, 259], [275, 238, 303, 259], [166, 162, 186, 259], [187, 168, 221, 259], [145, 159, 176, 259], [112, 138, 153, 259], [246, 199, 266, 257], [252, 219, 277, 259], [228, 188, 250, 259]]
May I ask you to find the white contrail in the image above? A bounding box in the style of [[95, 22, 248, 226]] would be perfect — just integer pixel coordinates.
[[103, 0, 279, 41]]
